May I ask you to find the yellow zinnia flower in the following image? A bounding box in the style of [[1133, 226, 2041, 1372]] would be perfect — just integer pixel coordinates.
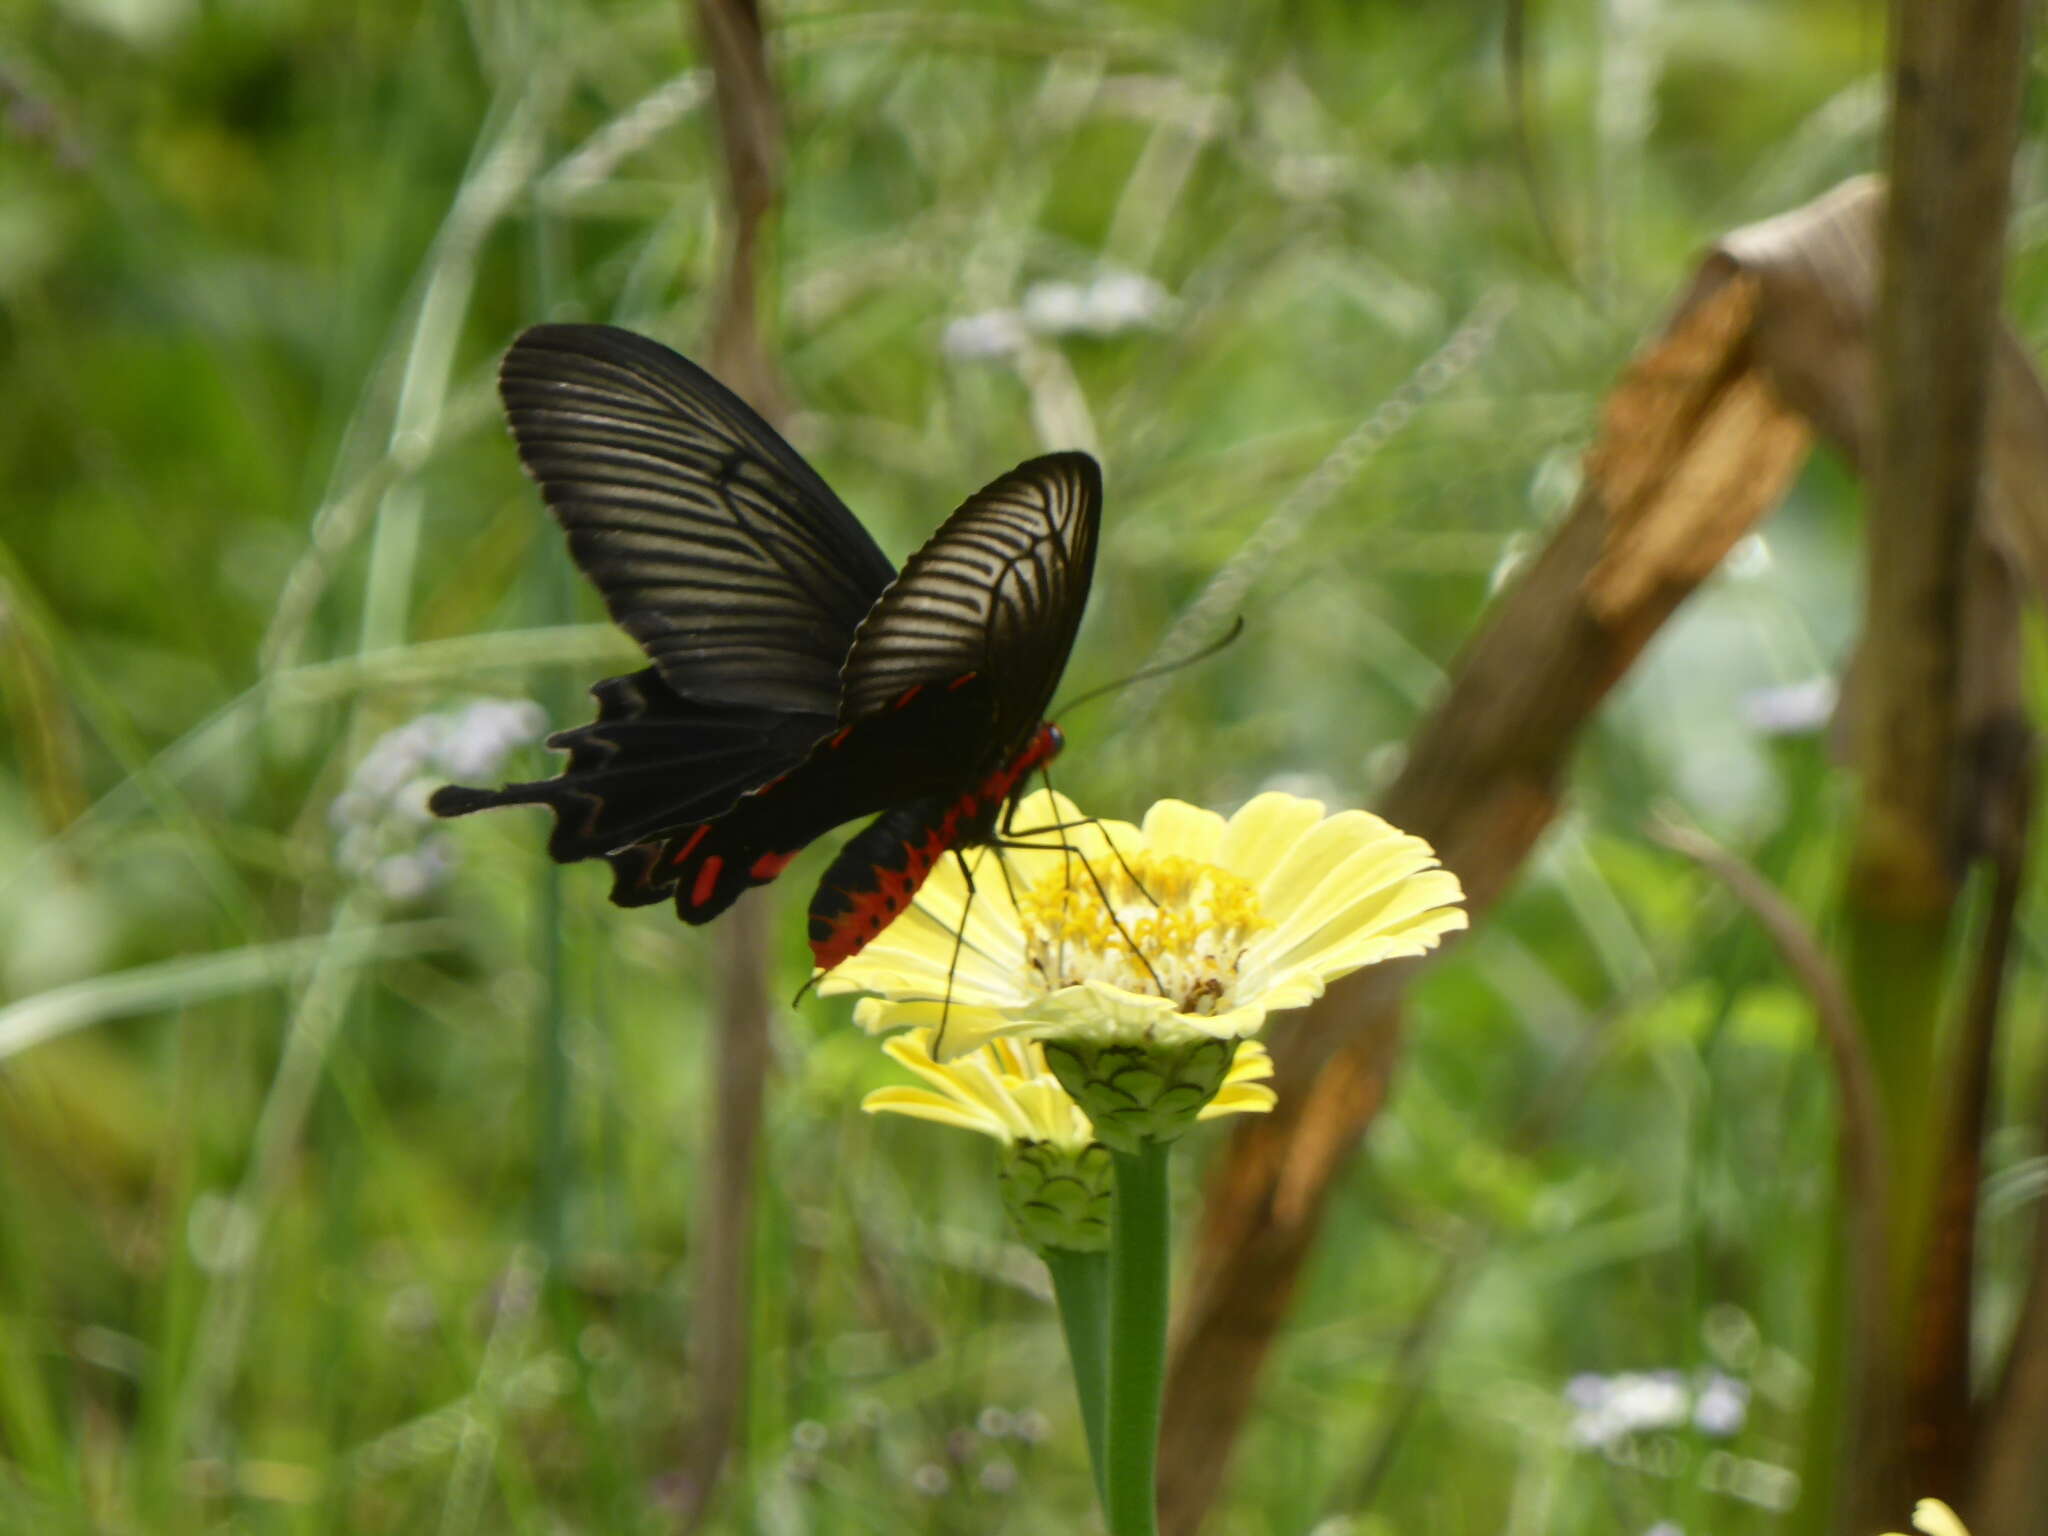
[[824, 789, 1465, 1145], [823, 789, 1466, 1056]]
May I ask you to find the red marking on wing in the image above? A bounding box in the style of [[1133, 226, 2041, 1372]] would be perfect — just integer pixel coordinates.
[[946, 671, 980, 691], [690, 855, 725, 910], [750, 849, 795, 881], [892, 683, 925, 710], [827, 726, 853, 749], [670, 824, 710, 867]]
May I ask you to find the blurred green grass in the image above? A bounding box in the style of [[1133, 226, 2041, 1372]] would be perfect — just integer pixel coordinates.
[[5, 0, 2040, 1530]]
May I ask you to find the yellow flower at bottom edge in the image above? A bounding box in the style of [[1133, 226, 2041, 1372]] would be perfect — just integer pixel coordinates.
[[821, 789, 1466, 1058], [862, 1028, 1278, 1144], [1882, 1500, 1971, 1536], [863, 1029, 1275, 1251]]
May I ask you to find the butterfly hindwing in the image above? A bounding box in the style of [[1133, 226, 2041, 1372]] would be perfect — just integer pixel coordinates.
[[427, 666, 830, 866], [500, 324, 898, 715], [635, 674, 1005, 923]]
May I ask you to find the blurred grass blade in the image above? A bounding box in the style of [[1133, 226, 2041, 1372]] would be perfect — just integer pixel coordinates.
[[1128, 291, 1512, 725], [0, 922, 451, 1062], [0, 625, 623, 907]]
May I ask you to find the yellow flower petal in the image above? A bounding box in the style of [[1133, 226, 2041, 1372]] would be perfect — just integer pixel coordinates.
[[1219, 791, 1329, 888], [1225, 1041, 1275, 1083], [860, 1087, 1006, 1137], [1200, 1080, 1277, 1118], [1140, 798, 1226, 863], [863, 1029, 1097, 1148], [1911, 1499, 1972, 1536]]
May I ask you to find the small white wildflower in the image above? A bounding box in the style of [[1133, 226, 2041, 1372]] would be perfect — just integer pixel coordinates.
[[1078, 271, 1175, 331], [1020, 272, 1176, 337], [977, 1456, 1017, 1494], [790, 1420, 829, 1453], [1566, 1369, 1692, 1449], [1692, 1372, 1748, 1436], [1021, 280, 1091, 334], [1739, 676, 1837, 736], [1723, 532, 1773, 579], [334, 699, 546, 900], [942, 309, 1029, 362], [440, 699, 548, 779]]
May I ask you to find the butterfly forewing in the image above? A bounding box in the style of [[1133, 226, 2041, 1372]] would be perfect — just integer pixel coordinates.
[[500, 324, 897, 716], [839, 452, 1101, 753]]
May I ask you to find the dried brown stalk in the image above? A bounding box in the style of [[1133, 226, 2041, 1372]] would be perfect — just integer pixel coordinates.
[[673, 0, 787, 1526], [1163, 249, 1813, 1534], [1163, 165, 2048, 1531], [1844, 0, 2028, 1522]]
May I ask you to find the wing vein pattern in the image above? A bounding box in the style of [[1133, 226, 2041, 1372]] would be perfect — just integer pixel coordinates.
[[499, 324, 897, 716], [840, 452, 1100, 755]]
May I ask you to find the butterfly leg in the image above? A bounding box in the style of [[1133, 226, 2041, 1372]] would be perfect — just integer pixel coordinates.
[[933, 846, 983, 1060], [993, 832, 1168, 1000], [992, 784, 1169, 996], [1006, 765, 1161, 907]]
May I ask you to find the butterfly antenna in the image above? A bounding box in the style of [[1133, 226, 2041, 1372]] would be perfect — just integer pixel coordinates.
[[1052, 616, 1246, 722]]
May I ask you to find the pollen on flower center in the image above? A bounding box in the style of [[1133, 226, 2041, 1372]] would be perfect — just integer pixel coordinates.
[[1015, 849, 1270, 1013]]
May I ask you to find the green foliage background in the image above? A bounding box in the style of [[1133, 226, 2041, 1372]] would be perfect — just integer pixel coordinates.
[[2, 0, 2042, 1531]]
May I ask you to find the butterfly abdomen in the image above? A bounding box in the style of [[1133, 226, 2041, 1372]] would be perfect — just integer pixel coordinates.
[[807, 799, 961, 967], [806, 721, 1067, 969]]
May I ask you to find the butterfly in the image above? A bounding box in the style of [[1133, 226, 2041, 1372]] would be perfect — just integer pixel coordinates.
[[430, 323, 1100, 971]]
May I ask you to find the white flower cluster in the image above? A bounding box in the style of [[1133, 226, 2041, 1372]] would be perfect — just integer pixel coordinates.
[[942, 271, 1178, 361], [331, 699, 547, 901], [1564, 1368, 1749, 1449]]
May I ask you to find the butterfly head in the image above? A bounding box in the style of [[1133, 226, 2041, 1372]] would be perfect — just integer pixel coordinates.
[[1024, 721, 1063, 772]]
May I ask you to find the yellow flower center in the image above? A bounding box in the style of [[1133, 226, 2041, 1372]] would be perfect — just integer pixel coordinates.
[[1015, 849, 1270, 1013]]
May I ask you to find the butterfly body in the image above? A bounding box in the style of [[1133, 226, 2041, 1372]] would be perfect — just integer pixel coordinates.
[[431, 323, 1099, 970], [806, 718, 1063, 968]]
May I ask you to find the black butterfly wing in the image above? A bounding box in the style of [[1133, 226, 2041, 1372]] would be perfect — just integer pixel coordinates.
[[838, 452, 1101, 758], [428, 668, 832, 891], [500, 323, 897, 715], [624, 675, 1005, 923]]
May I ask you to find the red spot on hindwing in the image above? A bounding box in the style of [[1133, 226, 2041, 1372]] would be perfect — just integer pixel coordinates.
[[670, 824, 710, 866], [690, 856, 724, 910], [750, 849, 795, 881]]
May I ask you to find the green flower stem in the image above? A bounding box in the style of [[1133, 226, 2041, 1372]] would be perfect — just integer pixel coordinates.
[[1104, 1140, 1172, 1536], [1043, 1246, 1111, 1502]]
